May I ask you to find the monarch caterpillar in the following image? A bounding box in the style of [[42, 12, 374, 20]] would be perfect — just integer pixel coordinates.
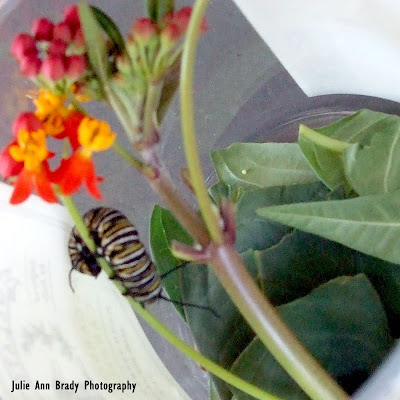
[[68, 207, 217, 315]]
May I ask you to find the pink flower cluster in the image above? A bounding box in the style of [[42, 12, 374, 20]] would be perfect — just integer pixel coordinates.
[[10, 5, 86, 82]]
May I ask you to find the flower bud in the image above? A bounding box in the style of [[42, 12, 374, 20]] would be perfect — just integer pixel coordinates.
[[72, 27, 85, 48], [66, 55, 86, 79], [32, 18, 54, 41], [133, 18, 157, 42], [12, 112, 42, 137], [47, 39, 67, 55], [166, 7, 208, 37], [160, 22, 181, 45], [63, 5, 80, 35], [41, 54, 66, 81], [53, 21, 72, 43], [19, 55, 42, 77], [10, 33, 37, 60]]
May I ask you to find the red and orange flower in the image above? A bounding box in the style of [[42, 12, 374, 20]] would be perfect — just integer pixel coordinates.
[[52, 116, 116, 199], [0, 90, 116, 204], [7, 118, 57, 204]]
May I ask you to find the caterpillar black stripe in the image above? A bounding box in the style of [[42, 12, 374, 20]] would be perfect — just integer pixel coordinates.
[[68, 207, 218, 316]]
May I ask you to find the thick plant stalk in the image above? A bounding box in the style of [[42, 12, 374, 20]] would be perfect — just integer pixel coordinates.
[[179, 1, 349, 400], [60, 194, 283, 400], [141, 146, 211, 247]]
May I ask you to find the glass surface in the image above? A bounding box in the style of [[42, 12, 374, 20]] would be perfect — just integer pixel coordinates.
[[2, 0, 400, 399]]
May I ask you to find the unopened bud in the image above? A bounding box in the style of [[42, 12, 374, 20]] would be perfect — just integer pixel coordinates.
[[63, 5, 80, 35], [53, 21, 72, 43], [11, 33, 37, 60], [32, 18, 54, 41], [41, 54, 66, 81], [72, 27, 85, 48], [20, 55, 42, 77], [47, 39, 68, 55], [165, 7, 208, 37], [160, 22, 181, 46], [133, 18, 157, 42], [66, 55, 86, 79]]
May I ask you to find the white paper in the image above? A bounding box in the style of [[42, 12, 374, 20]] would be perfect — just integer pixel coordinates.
[[0, 183, 191, 400], [232, 0, 400, 102]]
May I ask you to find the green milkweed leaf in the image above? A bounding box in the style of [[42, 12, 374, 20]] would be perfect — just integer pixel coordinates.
[[211, 143, 318, 191], [91, 6, 126, 55], [298, 109, 400, 192], [258, 189, 400, 264], [78, 3, 109, 82], [235, 182, 342, 253], [343, 115, 400, 195], [149, 205, 193, 319], [147, 0, 174, 25], [230, 275, 394, 400]]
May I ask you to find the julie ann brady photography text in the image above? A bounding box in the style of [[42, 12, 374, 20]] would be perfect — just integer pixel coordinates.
[[10, 379, 137, 394]]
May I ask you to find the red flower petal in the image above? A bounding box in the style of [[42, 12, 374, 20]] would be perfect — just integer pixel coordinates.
[[0, 142, 23, 179], [35, 163, 58, 203], [52, 154, 85, 195], [10, 169, 34, 205], [85, 159, 102, 200], [63, 111, 85, 150], [52, 152, 103, 199]]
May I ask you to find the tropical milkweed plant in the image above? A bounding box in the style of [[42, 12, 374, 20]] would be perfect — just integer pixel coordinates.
[[2, 0, 399, 399]]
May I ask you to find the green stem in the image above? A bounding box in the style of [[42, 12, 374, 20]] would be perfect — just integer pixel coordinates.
[[299, 124, 350, 152], [105, 84, 140, 142], [60, 194, 282, 400], [66, 91, 86, 114], [180, 0, 223, 245], [141, 149, 211, 247], [128, 298, 283, 400], [143, 82, 160, 145], [112, 141, 145, 171]]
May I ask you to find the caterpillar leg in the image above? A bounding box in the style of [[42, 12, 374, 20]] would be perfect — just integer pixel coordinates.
[[160, 263, 190, 279], [158, 294, 220, 318]]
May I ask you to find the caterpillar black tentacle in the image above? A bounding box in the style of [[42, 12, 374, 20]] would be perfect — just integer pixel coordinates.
[[68, 207, 217, 316]]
